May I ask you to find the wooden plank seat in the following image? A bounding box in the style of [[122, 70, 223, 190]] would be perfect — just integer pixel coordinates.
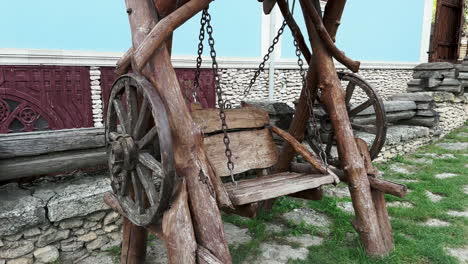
[[191, 106, 338, 205], [225, 172, 336, 205]]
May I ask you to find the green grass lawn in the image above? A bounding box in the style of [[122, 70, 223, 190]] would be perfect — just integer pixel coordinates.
[[226, 124, 468, 264]]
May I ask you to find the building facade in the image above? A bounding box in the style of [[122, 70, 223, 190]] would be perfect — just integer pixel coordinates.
[[0, 0, 434, 130]]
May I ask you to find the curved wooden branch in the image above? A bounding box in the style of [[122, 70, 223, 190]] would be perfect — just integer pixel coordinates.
[[270, 125, 340, 183], [290, 163, 408, 198], [300, 0, 360, 73], [116, 48, 133, 75], [133, 0, 212, 72], [276, 0, 312, 63]]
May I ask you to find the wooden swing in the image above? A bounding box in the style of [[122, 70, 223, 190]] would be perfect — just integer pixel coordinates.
[[102, 0, 410, 262], [192, 106, 339, 206]]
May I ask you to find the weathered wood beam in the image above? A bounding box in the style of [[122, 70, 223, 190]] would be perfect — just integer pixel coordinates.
[[0, 128, 104, 159], [356, 138, 394, 253], [191, 107, 270, 134], [120, 219, 148, 264], [162, 181, 197, 264], [0, 148, 106, 181], [322, 0, 346, 42], [299, 0, 388, 256], [271, 126, 338, 182], [277, 0, 312, 62], [115, 48, 133, 75], [125, 0, 231, 262], [224, 172, 335, 205], [197, 245, 224, 264], [132, 0, 212, 72], [290, 162, 408, 198], [299, 0, 360, 72]]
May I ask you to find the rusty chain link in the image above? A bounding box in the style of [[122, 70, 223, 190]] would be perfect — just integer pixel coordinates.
[[193, 10, 208, 103], [198, 7, 236, 185], [243, 20, 287, 98]]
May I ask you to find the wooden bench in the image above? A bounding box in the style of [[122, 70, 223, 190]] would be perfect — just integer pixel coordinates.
[[192, 106, 338, 206]]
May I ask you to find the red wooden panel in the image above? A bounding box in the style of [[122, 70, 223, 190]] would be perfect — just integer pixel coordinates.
[[0, 66, 92, 133], [100, 67, 215, 116]]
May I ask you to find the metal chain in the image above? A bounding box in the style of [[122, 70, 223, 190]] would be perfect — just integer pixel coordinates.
[[292, 30, 329, 169], [243, 20, 288, 98], [193, 11, 208, 103], [203, 8, 236, 184]]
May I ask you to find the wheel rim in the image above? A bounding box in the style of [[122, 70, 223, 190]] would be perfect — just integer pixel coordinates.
[[307, 72, 387, 165], [106, 73, 176, 227]]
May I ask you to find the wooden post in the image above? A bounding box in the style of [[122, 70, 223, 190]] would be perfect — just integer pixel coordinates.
[[355, 139, 394, 253], [121, 219, 148, 264], [297, 0, 389, 256], [124, 0, 232, 263]]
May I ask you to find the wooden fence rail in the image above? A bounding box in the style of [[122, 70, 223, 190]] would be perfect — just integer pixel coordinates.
[[0, 128, 107, 181]]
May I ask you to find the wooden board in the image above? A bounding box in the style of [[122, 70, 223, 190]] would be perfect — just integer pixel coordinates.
[[192, 107, 270, 134], [224, 172, 335, 205], [0, 128, 105, 159], [0, 148, 106, 180], [204, 128, 278, 177]]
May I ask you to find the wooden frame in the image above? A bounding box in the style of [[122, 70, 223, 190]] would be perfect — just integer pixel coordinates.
[[103, 0, 402, 262]]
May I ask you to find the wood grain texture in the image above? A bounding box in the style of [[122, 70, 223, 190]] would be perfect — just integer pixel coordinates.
[[192, 107, 270, 134], [277, 0, 312, 62], [121, 218, 148, 264], [270, 125, 327, 175], [0, 128, 105, 159], [0, 148, 106, 181], [204, 128, 278, 177], [197, 245, 224, 264], [125, 0, 231, 261], [356, 138, 394, 254], [132, 0, 212, 71], [299, 0, 360, 72], [225, 172, 335, 205], [116, 47, 133, 75], [162, 181, 197, 264], [299, 0, 387, 256], [290, 162, 407, 198]]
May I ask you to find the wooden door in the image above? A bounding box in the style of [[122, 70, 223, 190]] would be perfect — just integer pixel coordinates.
[[430, 0, 464, 62]]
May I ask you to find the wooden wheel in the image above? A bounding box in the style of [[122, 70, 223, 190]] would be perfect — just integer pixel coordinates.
[[106, 73, 176, 227], [307, 72, 387, 165]]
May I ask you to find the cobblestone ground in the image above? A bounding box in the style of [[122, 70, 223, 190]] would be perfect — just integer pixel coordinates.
[[86, 125, 468, 264]]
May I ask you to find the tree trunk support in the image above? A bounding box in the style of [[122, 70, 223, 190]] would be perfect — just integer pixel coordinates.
[[115, 0, 232, 263], [275, 0, 392, 256]]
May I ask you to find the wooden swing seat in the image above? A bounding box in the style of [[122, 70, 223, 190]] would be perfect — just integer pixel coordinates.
[[191, 106, 338, 206]]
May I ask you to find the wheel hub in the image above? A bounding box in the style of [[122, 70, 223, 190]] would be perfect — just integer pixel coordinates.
[[110, 134, 138, 170]]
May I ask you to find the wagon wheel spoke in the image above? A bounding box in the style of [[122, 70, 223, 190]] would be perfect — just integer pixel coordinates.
[[137, 126, 158, 149], [113, 99, 128, 134], [108, 132, 122, 142], [325, 132, 334, 156], [351, 123, 378, 135], [130, 170, 145, 214], [120, 170, 130, 196], [126, 81, 138, 132], [138, 152, 163, 174], [345, 81, 356, 111], [349, 99, 373, 117], [136, 164, 159, 206], [133, 98, 150, 139]]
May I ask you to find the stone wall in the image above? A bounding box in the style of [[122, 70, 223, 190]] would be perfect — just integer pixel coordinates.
[[376, 91, 468, 161], [218, 67, 413, 107], [0, 173, 120, 264]]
